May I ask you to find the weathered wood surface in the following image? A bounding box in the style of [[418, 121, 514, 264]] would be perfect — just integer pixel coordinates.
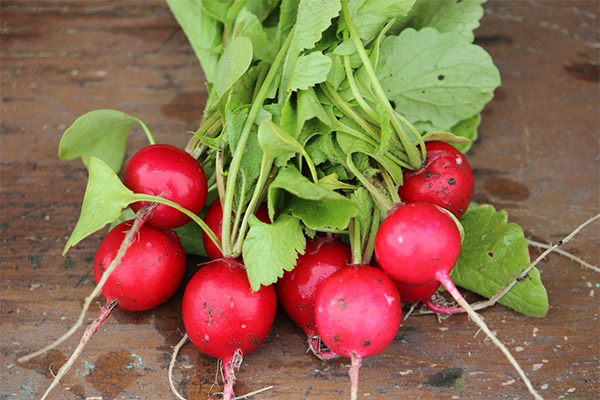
[[1, 1, 598, 399]]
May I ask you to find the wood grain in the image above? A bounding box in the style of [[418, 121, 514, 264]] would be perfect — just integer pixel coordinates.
[[1, 1, 598, 399]]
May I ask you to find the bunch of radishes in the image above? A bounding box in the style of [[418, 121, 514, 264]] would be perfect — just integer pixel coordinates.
[[21, 1, 561, 399]]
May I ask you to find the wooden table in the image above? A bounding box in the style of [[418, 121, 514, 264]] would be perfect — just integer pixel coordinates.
[[2, 1, 598, 399]]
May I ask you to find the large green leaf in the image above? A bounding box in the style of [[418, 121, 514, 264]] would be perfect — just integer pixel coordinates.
[[344, 0, 416, 43], [58, 109, 143, 173], [242, 213, 306, 291], [409, 0, 486, 43], [451, 204, 549, 318], [377, 28, 500, 131]]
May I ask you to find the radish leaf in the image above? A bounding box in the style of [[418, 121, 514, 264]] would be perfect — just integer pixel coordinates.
[[409, 0, 485, 43], [268, 165, 357, 229], [242, 213, 306, 291], [58, 110, 148, 173], [63, 157, 138, 254], [377, 28, 500, 131]]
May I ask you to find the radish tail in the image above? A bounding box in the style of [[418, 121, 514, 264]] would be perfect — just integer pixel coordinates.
[[18, 205, 155, 364], [39, 299, 117, 400], [435, 271, 544, 400], [168, 333, 189, 400], [222, 350, 243, 400], [424, 299, 465, 315], [349, 353, 361, 400]]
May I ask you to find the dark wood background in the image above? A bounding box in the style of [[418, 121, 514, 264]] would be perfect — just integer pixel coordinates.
[[1, 1, 598, 399]]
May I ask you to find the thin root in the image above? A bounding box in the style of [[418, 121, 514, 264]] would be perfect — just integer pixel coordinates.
[[169, 333, 189, 400], [526, 238, 600, 273], [39, 299, 117, 400], [231, 386, 274, 400]]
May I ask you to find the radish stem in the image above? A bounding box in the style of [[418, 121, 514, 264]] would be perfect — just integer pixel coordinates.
[[435, 270, 544, 400]]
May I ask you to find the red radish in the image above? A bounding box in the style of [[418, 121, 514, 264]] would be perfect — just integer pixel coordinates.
[[315, 265, 402, 400], [124, 144, 207, 229], [398, 141, 473, 218], [374, 202, 543, 399], [182, 258, 276, 400], [94, 220, 186, 311], [375, 202, 462, 285], [202, 199, 270, 260], [276, 236, 351, 359]]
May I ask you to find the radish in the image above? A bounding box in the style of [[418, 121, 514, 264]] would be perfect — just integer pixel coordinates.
[[398, 141, 473, 218], [314, 265, 402, 400], [275, 236, 351, 359], [182, 258, 276, 400], [374, 202, 543, 399], [124, 144, 207, 229], [202, 199, 270, 260], [94, 220, 186, 312]]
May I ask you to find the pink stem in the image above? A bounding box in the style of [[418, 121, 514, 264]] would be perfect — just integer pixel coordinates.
[[424, 299, 465, 315], [349, 353, 361, 400], [221, 356, 235, 400]]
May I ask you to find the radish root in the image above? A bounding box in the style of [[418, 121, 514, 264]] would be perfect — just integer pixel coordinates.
[[168, 333, 189, 400], [231, 386, 274, 400], [349, 353, 361, 400], [526, 238, 600, 273], [18, 205, 155, 364], [39, 299, 117, 400], [222, 350, 243, 400], [436, 271, 544, 400]]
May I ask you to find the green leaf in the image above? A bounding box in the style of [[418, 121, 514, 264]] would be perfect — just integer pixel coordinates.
[[286, 51, 333, 92], [208, 36, 254, 110], [268, 165, 358, 230], [318, 173, 357, 191], [166, 0, 222, 83], [59, 109, 141, 173], [279, 0, 341, 97], [344, 0, 416, 43], [242, 213, 306, 291], [409, 0, 485, 43], [450, 113, 481, 153], [421, 131, 472, 145], [64, 156, 138, 254], [235, 8, 276, 62], [377, 28, 500, 131], [258, 118, 304, 160], [450, 204, 549, 318]]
